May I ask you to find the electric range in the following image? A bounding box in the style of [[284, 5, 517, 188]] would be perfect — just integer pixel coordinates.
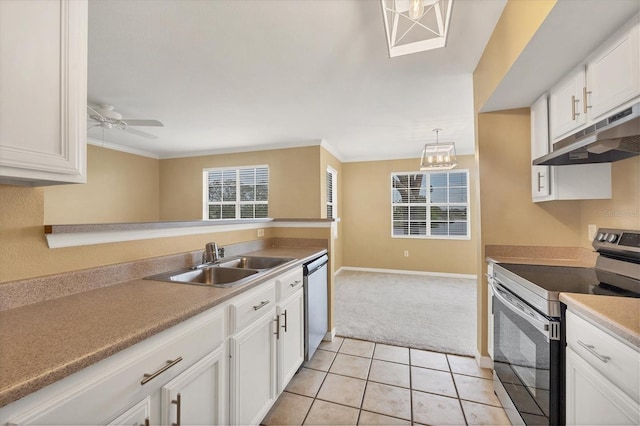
[[489, 228, 640, 425]]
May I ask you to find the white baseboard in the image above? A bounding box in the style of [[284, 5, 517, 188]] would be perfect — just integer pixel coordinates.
[[475, 350, 493, 369], [335, 267, 345, 276], [323, 328, 336, 341], [339, 266, 477, 280]]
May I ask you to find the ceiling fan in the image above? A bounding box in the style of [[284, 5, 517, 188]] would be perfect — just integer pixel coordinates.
[[87, 104, 164, 140]]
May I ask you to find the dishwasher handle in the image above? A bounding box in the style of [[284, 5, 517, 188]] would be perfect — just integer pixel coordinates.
[[304, 254, 328, 275]]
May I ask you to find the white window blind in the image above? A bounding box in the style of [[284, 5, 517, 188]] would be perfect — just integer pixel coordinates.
[[204, 166, 268, 220], [391, 170, 469, 239], [326, 167, 337, 219]]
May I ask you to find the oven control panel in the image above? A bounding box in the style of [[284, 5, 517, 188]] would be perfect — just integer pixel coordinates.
[[593, 228, 640, 254]]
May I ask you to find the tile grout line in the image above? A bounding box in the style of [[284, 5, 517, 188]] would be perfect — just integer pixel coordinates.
[[300, 338, 343, 425], [447, 353, 469, 426], [408, 346, 414, 425]]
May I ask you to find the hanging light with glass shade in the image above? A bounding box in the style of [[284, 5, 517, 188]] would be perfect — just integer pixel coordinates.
[[420, 128, 457, 170], [380, 0, 454, 57]]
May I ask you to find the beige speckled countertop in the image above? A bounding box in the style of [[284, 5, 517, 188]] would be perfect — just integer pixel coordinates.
[[0, 247, 326, 408], [560, 293, 640, 348], [485, 244, 598, 268]]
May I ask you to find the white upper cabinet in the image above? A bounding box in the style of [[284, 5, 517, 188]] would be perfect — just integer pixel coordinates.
[[549, 67, 587, 140], [549, 14, 640, 142], [530, 94, 611, 202], [587, 16, 640, 121], [0, 0, 87, 186], [531, 94, 551, 200]]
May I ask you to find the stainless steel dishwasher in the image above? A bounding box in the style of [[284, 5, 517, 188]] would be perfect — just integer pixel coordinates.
[[303, 254, 329, 361]]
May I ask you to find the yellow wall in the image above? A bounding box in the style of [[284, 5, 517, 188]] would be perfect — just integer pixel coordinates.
[[580, 157, 640, 246], [320, 146, 343, 271], [1, 184, 272, 282], [473, 0, 556, 111], [473, 0, 559, 360], [159, 146, 321, 220], [341, 156, 478, 275], [477, 110, 582, 247], [44, 145, 160, 224]]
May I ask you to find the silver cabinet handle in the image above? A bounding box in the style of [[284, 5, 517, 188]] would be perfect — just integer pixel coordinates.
[[171, 393, 181, 426], [253, 300, 269, 311], [577, 340, 611, 363], [141, 357, 183, 385], [583, 86, 592, 113], [282, 309, 288, 332], [537, 171, 544, 192], [290, 280, 302, 287], [274, 315, 281, 340], [571, 95, 581, 120]]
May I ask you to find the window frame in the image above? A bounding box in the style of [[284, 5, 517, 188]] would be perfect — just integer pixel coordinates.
[[202, 165, 269, 220], [326, 166, 337, 219], [390, 169, 470, 240]]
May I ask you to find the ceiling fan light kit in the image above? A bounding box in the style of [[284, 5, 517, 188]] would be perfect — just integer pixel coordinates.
[[88, 104, 164, 140], [420, 128, 457, 170], [381, 0, 453, 58]]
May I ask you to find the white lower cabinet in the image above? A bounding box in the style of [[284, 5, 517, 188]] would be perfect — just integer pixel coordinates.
[[565, 310, 640, 425], [106, 396, 151, 426], [229, 311, 277, 426], [566, 348, 638, 425], [1, 305, 226, 425], [0, 266, 309, 426], [277, 288, 305, 393], [161, 346, 226, 426]]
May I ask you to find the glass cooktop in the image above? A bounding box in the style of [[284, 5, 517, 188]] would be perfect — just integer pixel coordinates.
[[498, 263, 640, 298]]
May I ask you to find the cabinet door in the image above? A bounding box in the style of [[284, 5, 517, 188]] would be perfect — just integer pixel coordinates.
[[161, 346, 226, 426], [229, 312, 277, 426], [106, 396, 151, 426], [530, 94, 551, 200], [566, 348, 639, 425], [162, 346, 226, 425], [0, 0, 87, 186], [587, 17, 640, 121], [277, 289, 305, 393], [549, 68, 587, 141]]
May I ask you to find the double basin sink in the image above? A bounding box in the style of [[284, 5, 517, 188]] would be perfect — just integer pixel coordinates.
[[146, 256, 295, 288]]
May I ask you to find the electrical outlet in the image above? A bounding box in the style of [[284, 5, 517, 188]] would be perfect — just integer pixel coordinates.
[[404, 250, 409, 257], [257, 228, 264, 237], [588, 224, 597, 241]]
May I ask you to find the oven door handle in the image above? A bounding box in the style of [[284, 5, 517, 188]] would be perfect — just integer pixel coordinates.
[[491, 280, 554, 338]]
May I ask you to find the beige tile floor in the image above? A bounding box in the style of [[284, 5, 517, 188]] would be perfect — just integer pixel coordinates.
[[261, 337, 510, 426]]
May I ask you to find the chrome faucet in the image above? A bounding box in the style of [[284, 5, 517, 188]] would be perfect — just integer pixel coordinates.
[[204, 242, 220, 264]]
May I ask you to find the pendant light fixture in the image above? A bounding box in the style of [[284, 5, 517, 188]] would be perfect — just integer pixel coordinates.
[[420, 128, 457, 170], [381, 0, 453, 58]]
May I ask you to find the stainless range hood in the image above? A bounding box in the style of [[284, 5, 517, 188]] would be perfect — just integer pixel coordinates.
[[533, 102, 640, 166]]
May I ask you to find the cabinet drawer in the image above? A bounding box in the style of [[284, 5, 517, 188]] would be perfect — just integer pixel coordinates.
[[229, 282, 276, 334], [4, 306, 225, 425], [276, 268, 303, 302], [566, 310, 640, 402]]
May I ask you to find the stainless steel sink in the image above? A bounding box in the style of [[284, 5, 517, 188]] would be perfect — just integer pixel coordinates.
[[145, 255, 295, 287], [146, 266, 259, 287], [218, 256, 295, 270]]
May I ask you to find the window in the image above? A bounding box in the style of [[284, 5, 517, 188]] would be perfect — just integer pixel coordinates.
[[391, 170, 469, 239], [203, 166, 268, 220], [326, 167, 337, 219]]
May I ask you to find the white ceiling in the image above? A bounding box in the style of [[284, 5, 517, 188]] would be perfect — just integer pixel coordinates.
[[87, 0, 506, 161]]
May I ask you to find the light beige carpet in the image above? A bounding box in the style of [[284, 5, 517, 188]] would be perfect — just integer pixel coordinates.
[[334, 270, 477, 356]]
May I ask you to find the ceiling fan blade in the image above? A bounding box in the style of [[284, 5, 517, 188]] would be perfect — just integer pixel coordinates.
[[121, 127, 159, 140], [87, 105, 107, 121], [121, 119, 164, 127]]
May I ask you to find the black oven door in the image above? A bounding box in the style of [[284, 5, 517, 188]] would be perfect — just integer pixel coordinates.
[[492, 281, 563, 426]]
